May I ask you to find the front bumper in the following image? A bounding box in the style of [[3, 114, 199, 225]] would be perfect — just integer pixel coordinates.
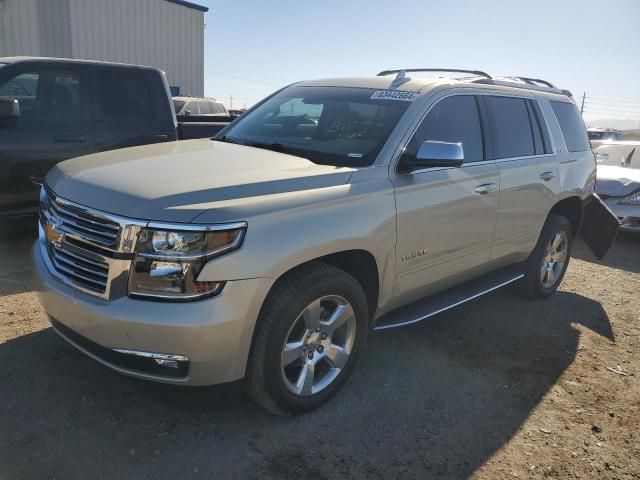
[[32, 242, 274, 386], [603, 198, 640, 233]]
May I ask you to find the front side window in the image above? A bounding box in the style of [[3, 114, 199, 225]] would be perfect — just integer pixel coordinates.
[[0, 69, 82, 121], [550, 101, 590, 152], [210, 102, 225, 114], [487, 96, 535, 159], [218, 86, 412, 167], [197, 101, 211, 114], [0, 72, 40, 119], [404, 95, 484, 163], [97, 71, 152, 119]]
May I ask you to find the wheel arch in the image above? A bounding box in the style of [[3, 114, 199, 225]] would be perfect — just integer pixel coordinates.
[[549, 196, 583, 236], [263, 249, 381, 323]]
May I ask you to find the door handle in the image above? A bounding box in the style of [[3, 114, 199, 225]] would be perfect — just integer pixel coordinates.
[[29, 174, 45, 186], [474, 183, 498, 195], [539, 171, 555, 181], [54, 134, 86, 143]]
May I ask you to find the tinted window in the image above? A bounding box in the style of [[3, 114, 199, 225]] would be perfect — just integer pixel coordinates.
[[487, 96, 535, 158], [197, 101, 211, 114], [0, 72, 40, 118], [220, 86, 411, 167], [98, 71, 152, 119], [210, 102, 225, 114], [406, 95, 484, 162], [550, 101, 590, 152], [173, 100, 185, 113], [0, 70, 82, 121]]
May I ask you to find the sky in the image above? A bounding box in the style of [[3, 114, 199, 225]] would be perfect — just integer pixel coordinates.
[[198, 0, 640, 125]]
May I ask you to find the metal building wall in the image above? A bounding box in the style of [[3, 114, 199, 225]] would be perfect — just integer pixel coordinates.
[[0, 0, 205, 96], [68, 0, 204, 95], [0, 0, 41, 55]]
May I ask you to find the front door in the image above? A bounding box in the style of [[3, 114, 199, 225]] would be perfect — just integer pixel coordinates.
[[392, 94, 500, 301], [0, 65, 93, 216]]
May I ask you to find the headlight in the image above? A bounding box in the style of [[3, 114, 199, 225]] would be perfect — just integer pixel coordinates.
[[128, 223, 246, 301], [619, 191, 640, 205]]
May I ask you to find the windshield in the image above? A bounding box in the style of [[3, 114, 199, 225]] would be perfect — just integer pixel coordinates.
[[0, 63, 7, 69], [595, 145, 640, 168], [216, 86, 414, 167], [173, 100, 185, 113]]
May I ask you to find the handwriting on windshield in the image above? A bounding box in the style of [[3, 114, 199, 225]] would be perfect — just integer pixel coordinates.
[[326, 120, 367, 139]]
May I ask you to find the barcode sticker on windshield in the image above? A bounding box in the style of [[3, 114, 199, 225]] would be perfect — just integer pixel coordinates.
[[370, 90, 419, 102]]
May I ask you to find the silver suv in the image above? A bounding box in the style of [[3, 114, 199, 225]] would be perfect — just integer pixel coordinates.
[[33, 69, 615, 414]]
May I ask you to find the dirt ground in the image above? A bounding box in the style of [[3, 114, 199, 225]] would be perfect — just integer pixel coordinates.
[[0, 221, 638, 480]]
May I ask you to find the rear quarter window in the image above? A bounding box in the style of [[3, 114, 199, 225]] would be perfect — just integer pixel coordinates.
[[550, 101, 590, 152]]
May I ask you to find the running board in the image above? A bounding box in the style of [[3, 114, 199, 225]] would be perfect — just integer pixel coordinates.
[[374, 265, 525, 331]]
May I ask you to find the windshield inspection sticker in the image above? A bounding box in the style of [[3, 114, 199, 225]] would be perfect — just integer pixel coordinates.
[[370, 90, 419, 101]]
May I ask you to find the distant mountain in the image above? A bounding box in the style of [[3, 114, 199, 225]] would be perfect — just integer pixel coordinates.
[[586, 119, 640, 130]]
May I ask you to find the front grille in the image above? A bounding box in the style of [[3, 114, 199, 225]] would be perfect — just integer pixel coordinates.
[[42, 189, 121, 250], [39, 187, 145, 300], [48, 242, 109, 294]]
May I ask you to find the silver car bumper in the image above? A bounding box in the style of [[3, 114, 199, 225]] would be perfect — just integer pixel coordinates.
[[603, 198, 640, 233], [32, 242, 274, 386]]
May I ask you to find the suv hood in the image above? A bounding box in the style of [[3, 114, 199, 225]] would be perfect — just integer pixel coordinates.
[[46, 139, 354, 223], [596, 165, 640, 197]]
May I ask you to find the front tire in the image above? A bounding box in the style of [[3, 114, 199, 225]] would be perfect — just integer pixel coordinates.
[[246, 262, 369, 415], [522, 213, 573, 299]]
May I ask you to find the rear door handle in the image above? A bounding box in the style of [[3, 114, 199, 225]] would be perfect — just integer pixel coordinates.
[[539, 171, 555, 181], [474, 183, 498, 195], [54, 134, 86, 143]]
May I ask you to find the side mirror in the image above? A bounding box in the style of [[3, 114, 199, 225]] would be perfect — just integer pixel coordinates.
[[400, 140, 464, 173], [0, 98, 20, 121], [183, 110, 192, 117]]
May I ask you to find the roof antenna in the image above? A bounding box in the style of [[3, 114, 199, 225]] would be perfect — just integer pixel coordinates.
[[390, 70, 410, 89]]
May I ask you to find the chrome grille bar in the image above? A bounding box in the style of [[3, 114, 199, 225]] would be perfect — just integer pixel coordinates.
[[39, 187, 147, 300]]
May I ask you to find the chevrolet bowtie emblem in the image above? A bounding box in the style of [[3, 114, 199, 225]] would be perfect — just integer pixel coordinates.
[[45, 221, 63, 245]]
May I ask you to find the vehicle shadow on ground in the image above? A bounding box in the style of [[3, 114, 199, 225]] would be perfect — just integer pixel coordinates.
[[573, 233, 640, 274], [0, 287, 613, 480]]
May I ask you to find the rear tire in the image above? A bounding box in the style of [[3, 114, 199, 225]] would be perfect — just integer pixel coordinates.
[[522, 213, 573, 299], [246, 262, 369, 415]]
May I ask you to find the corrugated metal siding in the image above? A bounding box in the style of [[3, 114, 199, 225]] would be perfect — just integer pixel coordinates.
[[0, 0, 204, 96], [68, 0, 204, 95], [0, 0, 41, 56], [37, 0, 72, 57]]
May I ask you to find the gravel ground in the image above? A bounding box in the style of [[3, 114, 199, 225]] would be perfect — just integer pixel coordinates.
[[0, 221, 638, 480]]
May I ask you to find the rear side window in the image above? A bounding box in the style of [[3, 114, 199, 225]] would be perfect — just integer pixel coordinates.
[[486, 96, 534, 159], [407, 95, 484, 163], [210, 102, 225, 114], [97, 71, 153, 119], [550, 101, 590, 152]]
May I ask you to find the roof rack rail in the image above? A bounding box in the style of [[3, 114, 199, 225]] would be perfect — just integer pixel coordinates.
[[377, 68, 492, 79], [471, 77, 573, 98]]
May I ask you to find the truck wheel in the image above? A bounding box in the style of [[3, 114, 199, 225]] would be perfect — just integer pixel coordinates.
[[522, 213, 573, 299], [246, 262, 369, 415]]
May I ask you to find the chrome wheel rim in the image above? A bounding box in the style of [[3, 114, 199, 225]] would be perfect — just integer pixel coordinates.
[[280, 295, 356, 397], [540, 231, 568, 288]]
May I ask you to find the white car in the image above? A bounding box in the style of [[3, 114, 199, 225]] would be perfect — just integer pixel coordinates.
[[595, 142, 640, 232]]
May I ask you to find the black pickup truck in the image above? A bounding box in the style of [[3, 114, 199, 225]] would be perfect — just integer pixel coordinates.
[[0, 57, 234, 218]]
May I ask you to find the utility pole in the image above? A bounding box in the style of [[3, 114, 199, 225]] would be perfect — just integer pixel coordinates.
[[580, 92, 586, 114], [229, 94, 234, 110]]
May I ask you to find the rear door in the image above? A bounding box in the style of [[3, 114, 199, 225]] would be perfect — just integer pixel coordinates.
[[0, 63, 93, 215], [485, 95, 560, 262], [392, 94, 500, 300], [92, 68, 175, 152]]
